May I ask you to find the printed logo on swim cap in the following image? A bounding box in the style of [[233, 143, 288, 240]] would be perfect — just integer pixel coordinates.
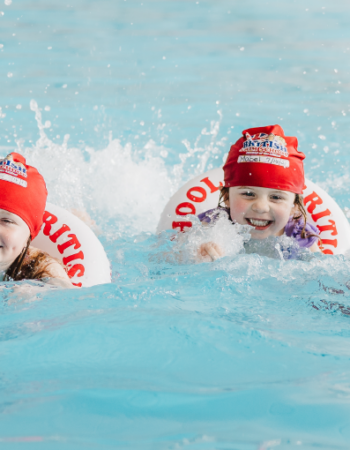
[[241, 132, 288, 156], [238, 132, 289, 168], [0, 154, 27, 187]]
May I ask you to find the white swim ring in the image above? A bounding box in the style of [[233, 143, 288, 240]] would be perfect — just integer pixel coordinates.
[[32, 203, 111, 287], [157, 168, 350, 255]]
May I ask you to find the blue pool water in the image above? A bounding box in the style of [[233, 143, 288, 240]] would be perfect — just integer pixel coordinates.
[[2, 0, 350, 448]]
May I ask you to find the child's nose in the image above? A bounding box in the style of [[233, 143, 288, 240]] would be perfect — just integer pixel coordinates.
[[251, 197, 270, 214]]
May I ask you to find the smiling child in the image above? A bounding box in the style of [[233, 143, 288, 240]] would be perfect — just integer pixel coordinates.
[[198, 125, 320, 260]]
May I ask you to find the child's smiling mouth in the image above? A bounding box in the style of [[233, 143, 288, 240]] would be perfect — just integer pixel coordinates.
[[245, 218, 273, 230]]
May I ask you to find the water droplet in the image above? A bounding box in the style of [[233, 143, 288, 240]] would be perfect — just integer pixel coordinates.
[[7, 72, 13, 77], [140, 121, 144, 126], [303, 109, 309, 113], [47, 46, 52, 50], [44, 105, 51, 111], [30, 99, 38, 111], [62, 84, 67, 88], [16, 104, 22, 109], [240, 47, 244, 51], [318, 135, 326, 140], [4, 0, 12, 5]]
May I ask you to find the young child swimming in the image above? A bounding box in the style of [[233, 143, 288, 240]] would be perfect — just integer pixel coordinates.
[[198, 125, 320, 261], [0, 152, 73, 288]]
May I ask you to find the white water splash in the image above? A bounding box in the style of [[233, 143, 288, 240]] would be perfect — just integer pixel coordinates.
[[171, 212, 250, 263], [1, 101, 226, 236]]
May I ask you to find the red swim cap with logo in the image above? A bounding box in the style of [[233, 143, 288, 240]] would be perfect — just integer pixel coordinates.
[[223, 124, 305, 194], [0, 153, 47, 239]]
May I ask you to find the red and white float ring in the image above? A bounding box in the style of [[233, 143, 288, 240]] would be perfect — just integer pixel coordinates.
[[32, 203, 111, 287], [157, 168, 350, 255]]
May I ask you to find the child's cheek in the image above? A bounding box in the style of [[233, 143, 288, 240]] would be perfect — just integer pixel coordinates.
[[229, 198, 249, 223]]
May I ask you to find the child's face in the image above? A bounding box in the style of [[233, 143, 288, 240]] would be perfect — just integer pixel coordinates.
[[228, 186, 296, 240], [0, 209, 30, 271]]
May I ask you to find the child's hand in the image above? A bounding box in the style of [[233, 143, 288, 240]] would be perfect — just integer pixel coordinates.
[[199, 242, 224, 261]]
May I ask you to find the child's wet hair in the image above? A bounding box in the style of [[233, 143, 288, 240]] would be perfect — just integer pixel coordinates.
[[218, 186, 316, 241], [218, 186, 229, 207], [4, 238, 56, 281]]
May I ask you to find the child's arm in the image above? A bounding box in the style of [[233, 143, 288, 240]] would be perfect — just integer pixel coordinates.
[[43, 259, 76, 288]]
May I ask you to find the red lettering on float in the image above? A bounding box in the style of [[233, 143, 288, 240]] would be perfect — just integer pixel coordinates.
[[42, 211, 58, 236], [67, 264, 85, 278], [311, 208, 331, 222], [318, 239, 334, 255], [49, 224, 71, 243], [322, 249, 334, 255], [72, 282, 83, 287], [57, 234, 82, 254], [172, 221, 192, 232], [186, 186, 207, 203], [317, 220, 338, 236], [175, 202, 196, 216], [62, 251, 85, 266], [200, 177, 223, 193], [320, 239, 338, 248], [303, 192, 323, 214]]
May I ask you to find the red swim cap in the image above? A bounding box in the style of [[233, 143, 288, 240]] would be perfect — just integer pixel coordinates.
[[0, 153, 47, 239], [223, 125, 305, 194]]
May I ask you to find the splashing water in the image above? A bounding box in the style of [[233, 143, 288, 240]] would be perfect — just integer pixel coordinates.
[[170, 211, 250, 263], [5, 101, 226, 236]]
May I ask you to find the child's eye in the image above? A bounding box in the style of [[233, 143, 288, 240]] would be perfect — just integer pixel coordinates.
[[270, 195, 284, 201], [1, 219, 13, 224], [241, 191, 255, 197]]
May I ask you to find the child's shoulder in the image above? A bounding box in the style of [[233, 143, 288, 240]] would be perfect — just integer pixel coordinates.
[[198, 207, 231, 225], [284, 216, 320, 249], [22, 247, 73, 286]]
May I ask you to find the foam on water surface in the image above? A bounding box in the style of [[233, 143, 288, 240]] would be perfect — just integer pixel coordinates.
[[2, 0, 350, 449]]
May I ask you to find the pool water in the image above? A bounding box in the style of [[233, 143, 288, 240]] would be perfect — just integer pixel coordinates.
[[1, 0, 350, 448]]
